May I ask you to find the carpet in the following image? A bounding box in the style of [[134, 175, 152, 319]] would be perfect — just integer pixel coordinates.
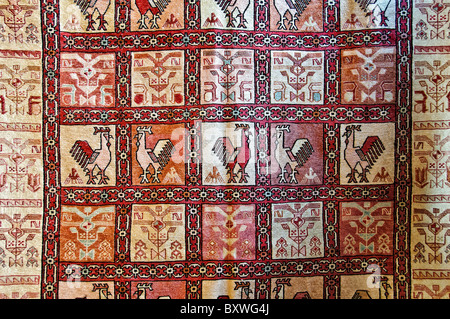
[[0, 0, 445, 300]]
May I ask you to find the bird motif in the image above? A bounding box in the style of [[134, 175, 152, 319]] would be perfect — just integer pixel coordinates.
[[134, 0, 171, 29], [134, 126, 175, 183], [212, 124, 252, 183], [203, 12, 223, 28], [342, 125, 385, 183], [162, 167, 182, 184], [72, 0, 111, 31], [273, 125, 314, 184], [273, 0, 312, 30], [69, 127, 112, 185], [205, 166, 225, 184], [213, 0, 251, 28]]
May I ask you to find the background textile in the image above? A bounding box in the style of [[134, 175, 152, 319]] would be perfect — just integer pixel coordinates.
[[0, 0, 444, 299]]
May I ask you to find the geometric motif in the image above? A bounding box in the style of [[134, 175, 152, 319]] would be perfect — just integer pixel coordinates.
[[0, 211, 41, 267], [59, 205, 115, 262], [270, 50, 324, 105], [60, 53, 115, 108], [0, 132, 42, 194], [202, 204, 255, 261], [412, 203, 450, 265], [414, 0, 450, 44], [0, 50, 42, 120], [341, 47, 396, 104], [0, 0, 41, 49], [272, 202, 324, 259], [130, 204, 185, 262], [200, 49, 254, 105], [414, 52, 450, 114], [413, 127, 450, 189], [340, 201, 394, 256], [131, 51, 184, 107]]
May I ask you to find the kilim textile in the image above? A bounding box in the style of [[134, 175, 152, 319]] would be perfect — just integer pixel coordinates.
[[0, 0, 446, 300]]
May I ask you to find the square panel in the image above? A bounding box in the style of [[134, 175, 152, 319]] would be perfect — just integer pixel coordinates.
[[270, 123, 323, 185], [131, 51, 185, 107], [340, 201, 394, 256], [200, 49, 254, 104], [201, 121, 256, 186], [60, 53, 116, 108], [202, 204, 256, 261], [131, 124, 186, 185], [272, 202, 324, 259], [270, 50, 324, 105], [60, 205, 116, 262], [60, 125, 116, 187], [341, 47, 396, 105], [340, 123, 395, 185], [0, 50, 42, 122], [131, 204, 186, 262]]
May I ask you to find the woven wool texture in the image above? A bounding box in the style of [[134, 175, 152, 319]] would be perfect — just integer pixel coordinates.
[[0, 0, 446, 299]]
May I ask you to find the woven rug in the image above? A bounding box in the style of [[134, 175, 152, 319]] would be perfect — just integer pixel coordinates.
[[0, 0, 446, 300]]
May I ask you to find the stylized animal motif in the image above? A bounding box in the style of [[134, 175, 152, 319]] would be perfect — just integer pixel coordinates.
[[373, 166, 392, 183], [205, 166, 225, 184], [73, 0, 111, 31], [134, 126, 175, 183], [70, 127, 112, 185], [273, 125, 314, 184], [214, 0, 251, 28], [343, 125, 385, 183], [203, 12, 223, 28], [134, 0, 171, 29], [212, 124, 252, 183], [273, 0, 312, 30]]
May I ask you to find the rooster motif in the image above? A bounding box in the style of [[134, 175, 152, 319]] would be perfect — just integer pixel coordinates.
[[73, 0, 111, 31], [273, 125, 314, 184], [134, 126, 175, 183], [212, 124, 252, 183], [273, 0, 312, 30], [134, 0, 171, 29], [343, 125, 385, 183], [69, 127, 113, 185], [214, 0, 251, 28]]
